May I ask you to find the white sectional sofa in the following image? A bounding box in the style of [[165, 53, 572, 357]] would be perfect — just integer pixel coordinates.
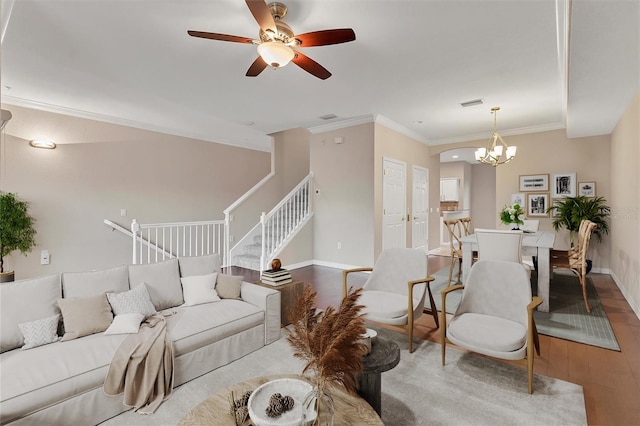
[[0, 254, 281, 425]]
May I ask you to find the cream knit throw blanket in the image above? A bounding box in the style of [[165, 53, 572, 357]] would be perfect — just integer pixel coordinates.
[[104, 313, 175, 415]]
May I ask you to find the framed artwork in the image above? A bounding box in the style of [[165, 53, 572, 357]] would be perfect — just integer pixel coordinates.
[[578, 182, 596, 197], [511, 193, 525, 206], [527, 193, 549, 217], [551, 172, 576, 198], [519, 174, 549, 192]]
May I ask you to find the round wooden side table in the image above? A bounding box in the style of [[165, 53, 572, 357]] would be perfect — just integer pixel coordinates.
[[179, 373, 383, 425], [357, 336, 401, 415]]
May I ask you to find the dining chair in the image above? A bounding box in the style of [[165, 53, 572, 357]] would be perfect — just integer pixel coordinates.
[[522, 219, 540, 232], [550, 219, 597, 313], [443, 219, 464, 285], [458, 217, 474, 236], [475, 229, 531, 278], [441, 259, 542, 394], [342, 248, 438, 352]]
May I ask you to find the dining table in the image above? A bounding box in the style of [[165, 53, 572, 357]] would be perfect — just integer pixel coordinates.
[[461, 230, 556, 312]]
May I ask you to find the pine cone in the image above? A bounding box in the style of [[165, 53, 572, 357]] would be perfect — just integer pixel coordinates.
[[265, 400, 284, 418], [269, 392, 283, 404], [281, 395, 294, 411], [241, 390, 252, 406]]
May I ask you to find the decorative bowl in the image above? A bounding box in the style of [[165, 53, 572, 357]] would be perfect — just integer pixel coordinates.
[[247, 378, 312, 426], [359, 328, 378, 355]]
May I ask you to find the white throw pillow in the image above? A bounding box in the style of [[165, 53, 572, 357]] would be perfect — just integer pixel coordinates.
[[104, 313, 145, 335], [107, 284, 157, 318], [19, 314, 60, 350], [181, 273, 220, 306]]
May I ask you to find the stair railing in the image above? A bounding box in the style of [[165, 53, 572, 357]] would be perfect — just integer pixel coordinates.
[[130, 219, 226, 265], [260, 172, 313, 271]]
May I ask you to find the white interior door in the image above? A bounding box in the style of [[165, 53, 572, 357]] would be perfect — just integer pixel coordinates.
[[382, 158, 407, 250], [412, 166, 429, 251]]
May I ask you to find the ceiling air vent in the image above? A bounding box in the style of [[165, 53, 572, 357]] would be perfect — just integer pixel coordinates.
[[460, 99, 483, 108], [319, 114, 337, 120]]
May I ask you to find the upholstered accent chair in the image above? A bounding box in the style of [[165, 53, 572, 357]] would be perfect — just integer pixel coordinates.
[[441, 260, 542, 394], [475, 229, 531, 278], [550, 219, 598, 313], [342, 248, 438, 353]]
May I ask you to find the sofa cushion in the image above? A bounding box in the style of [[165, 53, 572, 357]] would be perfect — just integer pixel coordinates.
[[107, 284, 157, 318], [0, 332, 127, 423], [19, 314, 61, 350], [61, 265, 129, 299], [58, 293, 113, 341], [181, 273, 220, 306], [104, 313, 145, 335], [170, 300, 264, 356], [178, 254, 222, 277], [128, 259, 183, 310], [216, 274, 243, 299], [1, 274, 61, 353]]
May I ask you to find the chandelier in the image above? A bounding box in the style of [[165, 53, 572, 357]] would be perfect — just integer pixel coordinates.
[[474, 107, 516, 166]]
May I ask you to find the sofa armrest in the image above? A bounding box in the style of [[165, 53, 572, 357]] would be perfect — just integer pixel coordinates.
[[240, 282, 281, 345]]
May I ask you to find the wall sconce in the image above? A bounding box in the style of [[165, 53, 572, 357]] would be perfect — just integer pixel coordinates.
[[29, 140, 57, 149]]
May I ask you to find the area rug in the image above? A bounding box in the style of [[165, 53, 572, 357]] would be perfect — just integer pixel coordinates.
[[428, 265, 620, 351], [101, 328, 587, 426]]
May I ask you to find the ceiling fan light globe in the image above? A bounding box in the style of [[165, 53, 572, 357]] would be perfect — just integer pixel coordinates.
[[257, 41, 295, 68]]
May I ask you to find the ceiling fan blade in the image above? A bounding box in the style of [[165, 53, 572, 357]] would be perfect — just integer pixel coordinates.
[[245, 0, 277, 35], [292, 51, 331, 80], [295, 29, 356, 47], [187, 30, 253, 44], [246, 56, 268, 77]]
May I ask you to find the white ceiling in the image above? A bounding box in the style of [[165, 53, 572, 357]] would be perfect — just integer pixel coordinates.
[[1, 0, 638, 152]]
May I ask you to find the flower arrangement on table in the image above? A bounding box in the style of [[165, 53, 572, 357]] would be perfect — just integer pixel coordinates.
[[500, 203, 525, 229]]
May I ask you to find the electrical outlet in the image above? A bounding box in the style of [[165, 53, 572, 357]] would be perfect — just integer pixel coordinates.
[[120, 208, 127, 217], [337, 242, 342, 250]]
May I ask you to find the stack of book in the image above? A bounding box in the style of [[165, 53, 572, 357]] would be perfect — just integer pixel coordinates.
[[261, 268, 292, 286]]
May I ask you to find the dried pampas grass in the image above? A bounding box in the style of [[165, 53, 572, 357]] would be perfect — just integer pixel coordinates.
[[286, 286, 367, 394]]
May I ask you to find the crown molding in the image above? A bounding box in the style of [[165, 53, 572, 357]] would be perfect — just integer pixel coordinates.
[[428, 122, 566, 146], [307, 115, 374, 134], [1, 95, 272, 152], [374, 114, 431, 145]]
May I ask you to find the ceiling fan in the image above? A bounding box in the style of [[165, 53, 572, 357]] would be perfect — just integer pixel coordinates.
[[188, 0, 356, 80]]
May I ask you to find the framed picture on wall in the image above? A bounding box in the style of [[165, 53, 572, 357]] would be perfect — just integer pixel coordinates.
[[511, 193, 525, 206], [519, 174, 549, 192], [551, 172, 577, 197], [527, 193, 550, 217], [578, 182, 596, 197]]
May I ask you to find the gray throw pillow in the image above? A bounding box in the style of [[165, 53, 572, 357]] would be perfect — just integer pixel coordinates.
[[58, 293, 113, 341], [19, 314, 61, 350], [216, 274, 243, 299], [107, 284, 157, 318]]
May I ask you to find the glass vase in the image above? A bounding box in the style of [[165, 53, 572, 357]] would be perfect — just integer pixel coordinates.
[[302, 385, 334, 426]]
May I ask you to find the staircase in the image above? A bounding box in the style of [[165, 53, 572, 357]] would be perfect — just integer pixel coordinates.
[[232, 173, 313, 272]]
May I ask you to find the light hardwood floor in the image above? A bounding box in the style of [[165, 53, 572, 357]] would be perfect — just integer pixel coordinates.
[[227, 256, 640, 425]]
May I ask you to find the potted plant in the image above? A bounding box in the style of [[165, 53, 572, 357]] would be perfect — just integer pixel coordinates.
[[546, 195, 610, 273], [499, 203, 525, 230], [0, 191, 37, 282]]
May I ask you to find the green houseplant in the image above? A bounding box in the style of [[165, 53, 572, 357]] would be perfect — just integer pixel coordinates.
[[546, 195, 610, 246], [0, 191, 37, 281], [546, 195, 610, 275]]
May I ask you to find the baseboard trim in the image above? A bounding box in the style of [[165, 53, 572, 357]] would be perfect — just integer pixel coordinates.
[[609, 270, 640, 321]]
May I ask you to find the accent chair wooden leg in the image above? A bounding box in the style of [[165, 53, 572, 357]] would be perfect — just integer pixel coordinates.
[[580, 273, 591, 313], [533, 321, 540, 356], [408, 322, 414, 353], [427, 285, 439, 328], [440, 312, 447, 366], [527, 342, 534, 394]]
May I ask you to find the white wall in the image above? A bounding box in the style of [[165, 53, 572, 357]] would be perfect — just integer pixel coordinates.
[[0, 106, 270, 278], [610, 91, 640, 318]]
